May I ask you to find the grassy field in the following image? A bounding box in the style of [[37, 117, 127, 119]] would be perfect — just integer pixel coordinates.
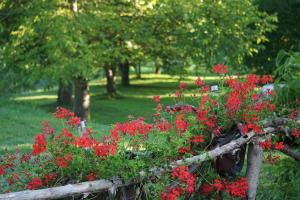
[[0, 73, 299, 199], [0, 73, 206, 153]]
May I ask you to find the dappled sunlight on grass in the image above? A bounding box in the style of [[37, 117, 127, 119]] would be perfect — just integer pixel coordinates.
[[14, 95, 57, 101], [0, 143, 32, 152], [3, 73, 227, 138], [89, 73, 224, 87], [6, 73, 221, 125]]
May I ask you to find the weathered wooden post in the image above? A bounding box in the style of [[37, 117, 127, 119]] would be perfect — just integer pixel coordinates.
[[246, 138, 263, 200]]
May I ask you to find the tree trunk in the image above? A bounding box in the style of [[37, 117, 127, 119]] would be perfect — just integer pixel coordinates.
[[74, 77, 90, 120], [120, 61, 130, 86], [155, 57, 162, 74], [105, 67, 117, 97], [246, 142, 263, 200], [155, 65, 160, 74], [57, 81, 72, 106], [135, 63, 141, 79]]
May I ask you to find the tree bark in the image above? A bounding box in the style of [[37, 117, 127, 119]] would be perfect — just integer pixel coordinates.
[[73, 77, 90, 120], [57, 81, 72, 106], [120, 61, 130, 86], [0, 180, 120, 200], [105, 67, 117, 97], [246, 141, 263, 200], [155, 65, 160, 74], [155, 60, 161, 74], [135, 63, 141, 79]]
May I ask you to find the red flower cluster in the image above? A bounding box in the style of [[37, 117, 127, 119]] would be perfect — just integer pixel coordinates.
[[94, 144, 114, 159], [153, 95, 161, 103], [179, 82, 188, 91], [73, 134, 97, 148], [52, 107, 70, 119], [243, 121, 262, 134], [259, 139, 272, 149], [213, 179, 223, 191], [52, 107, 80, 128], [56, 154, 73, 168], [44, 172, 57, 185], [20, 154, 31, 164], [178, 145, 193, 159], [200, 177, 248, 198], [53, 128, 74, 145], [174, 119, 188, 137], [213, 64, 228, 75], [41, 121, 55, 136], [114, 118, 152, 137], [32, 134, 47, 156], [161, 166, 195, 200], [66, 116, 80, 128], [259, 139, 286, 151], [0, 166, 5, 175], [156, 120, 172, 132], [195, 77, 204, 87], [171, 166, 195, 193], [291, 129, 300, 138], [200, 183, 214, 194], [261, 75, 273, 84], [224, 177, 248, 198], [86, 172, 96, 181], [201, 85, 210, 93], [174, 114, 188, 137], [27, 178, 43, 190], [290, 109, 299, 119], [274, 142, 285, 150], [191, 135, 204, 143], [224, 73, 275, 135]]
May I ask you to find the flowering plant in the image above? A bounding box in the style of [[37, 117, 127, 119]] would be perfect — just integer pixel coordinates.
[[0, 65, 299, 199]]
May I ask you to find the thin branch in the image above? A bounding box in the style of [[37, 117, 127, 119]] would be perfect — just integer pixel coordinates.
[[274, 145, 300, 161]]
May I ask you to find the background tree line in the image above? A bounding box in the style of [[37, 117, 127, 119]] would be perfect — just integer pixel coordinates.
[[1, 0, 298, 120]]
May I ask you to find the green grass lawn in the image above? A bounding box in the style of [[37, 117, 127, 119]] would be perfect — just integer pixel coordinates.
[[1, 73, 207, 152], [7, 73, 220, 125], [0, 73, 299, 199]]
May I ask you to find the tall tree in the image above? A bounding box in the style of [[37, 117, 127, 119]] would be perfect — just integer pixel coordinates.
[[0, 0, 103, 120], [144, 0, 276, 74]]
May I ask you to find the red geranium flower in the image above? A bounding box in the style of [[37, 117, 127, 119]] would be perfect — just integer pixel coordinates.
[[32, 134, 47, 156], [274, 142, 285, 150], [52, 107, 70, 119], [66, 116, 80, 128], [0, 166, 5, 175], [213, 64, 228, 75], [27, 178, 43, 190], [152, 96, 161, 103], [291, 129, 300, 138], [56, 154, 72, 168], [86, 172, 96, 181], [179, 82, 188, 91], [195, 77, 204, 86], [44, 172, 57, 185]]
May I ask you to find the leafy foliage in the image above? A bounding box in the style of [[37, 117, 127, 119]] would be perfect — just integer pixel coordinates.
[[0, 0, 276, 93], [274, 50, 300, 106], [246, 0, 300, 73]]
